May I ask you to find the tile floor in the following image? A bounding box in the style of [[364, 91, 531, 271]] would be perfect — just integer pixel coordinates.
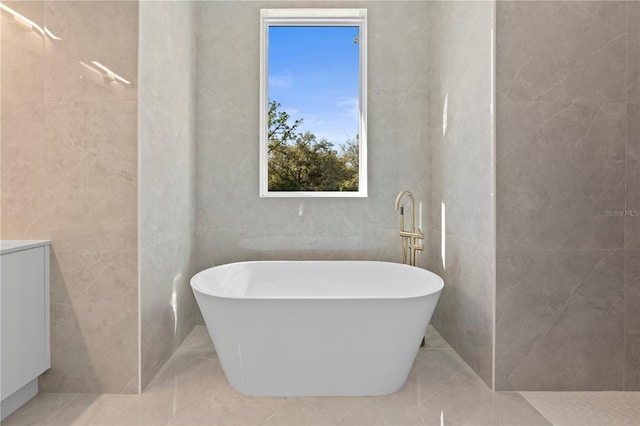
[[3, 326, 638, 426], [521, 392, 640, 426]]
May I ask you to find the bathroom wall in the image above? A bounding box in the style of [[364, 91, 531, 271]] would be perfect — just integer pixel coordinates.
[[138, 0, 198, 391], [1, 1, 139, 393], [427, 1, 496, 388], [1, 1, 45, 240], [495, 0, 639, 391], [195, 1, 430, 271]]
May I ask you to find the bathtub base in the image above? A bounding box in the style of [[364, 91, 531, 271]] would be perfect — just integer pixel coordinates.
[[196, 296, 438, 397]]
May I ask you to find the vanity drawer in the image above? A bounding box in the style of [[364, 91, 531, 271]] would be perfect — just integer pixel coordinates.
[[1, 244, 50, 399]]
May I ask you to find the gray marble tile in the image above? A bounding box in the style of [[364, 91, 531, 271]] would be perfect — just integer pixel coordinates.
[[627, 103, 640, 250], [495, 392, 551, 426], [429, 0, 495, 250], [419, 365, 498, 426], [1, 393, 81, 426], [496, 102, 571, 164], [138, 1, 198, 393], [258, 198, 332, 237], [625, 249, 640, 390], [173, 325, 213, 353], [371, 381, 424, 425], [413, 345, 471, 404], [260, 229, 388, 262], [142, 348, 230, 425], [45, 394, 142, 426], [496, 249, 625, 391], [262, 397, 383, 426], [195, 228, 264, 272], [140, 235, 198, 391], [429, 108, 495, 249], [497, 102, 626, 250], [423, 325, 451, 351], [139, 104, 195, 248], [628, 1, 640, 103], [521, 391, 640, 426], [139, 0, 192, 50], [495, 0, 638, 398], [139, 0, 196, 248], [429, 231, 494, 388], [426, 0, 496, 391], [497, 0, 627, 103]]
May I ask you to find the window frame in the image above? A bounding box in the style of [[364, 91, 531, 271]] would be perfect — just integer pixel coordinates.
[[259, 8, 368, 198]]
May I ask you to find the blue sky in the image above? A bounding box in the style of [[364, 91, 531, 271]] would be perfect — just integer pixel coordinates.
[[268, 26, 360, 148]]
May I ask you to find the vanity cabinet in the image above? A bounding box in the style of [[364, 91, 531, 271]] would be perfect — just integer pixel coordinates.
[[1, 240, 50, 420]]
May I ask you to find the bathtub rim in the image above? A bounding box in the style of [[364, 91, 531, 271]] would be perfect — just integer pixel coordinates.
[[190, 260, 444, 301]]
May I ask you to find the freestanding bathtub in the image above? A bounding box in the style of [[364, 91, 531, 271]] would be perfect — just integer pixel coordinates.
[[190, 260, 444, 397]]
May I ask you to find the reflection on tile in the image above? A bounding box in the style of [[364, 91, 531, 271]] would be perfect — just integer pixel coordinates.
[[420, 368, 499, 425], [43, 1, 138, 102], [6, 326, 555, 426], [0, 1, 46, 240]]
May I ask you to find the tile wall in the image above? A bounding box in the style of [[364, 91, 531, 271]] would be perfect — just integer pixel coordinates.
[[427, 0, 496, 388], [195, 1, 431, 273], [1, 1, 139, 392], [138, 0, 198, 391], [495, 0, 640, 391]]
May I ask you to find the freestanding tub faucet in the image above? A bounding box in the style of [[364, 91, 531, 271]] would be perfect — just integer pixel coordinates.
[[394, 190, 424, 267]]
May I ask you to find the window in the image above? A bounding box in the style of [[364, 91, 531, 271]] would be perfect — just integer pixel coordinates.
[[259, 9, 367, 197]]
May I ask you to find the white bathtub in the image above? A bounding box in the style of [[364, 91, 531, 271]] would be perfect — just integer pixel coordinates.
[[190, 260, 444, 397]]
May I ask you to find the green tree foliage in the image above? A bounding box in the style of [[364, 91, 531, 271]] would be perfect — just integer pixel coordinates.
[[339, 135, 359, 191], [267, 101, 359, 192]]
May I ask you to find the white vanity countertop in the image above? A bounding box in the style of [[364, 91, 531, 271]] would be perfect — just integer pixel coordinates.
[[1, 240, 51, 255]]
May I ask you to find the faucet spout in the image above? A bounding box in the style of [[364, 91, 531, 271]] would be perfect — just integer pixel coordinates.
[[394, 190, 424, 267], [395, 190, 416, 233]]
